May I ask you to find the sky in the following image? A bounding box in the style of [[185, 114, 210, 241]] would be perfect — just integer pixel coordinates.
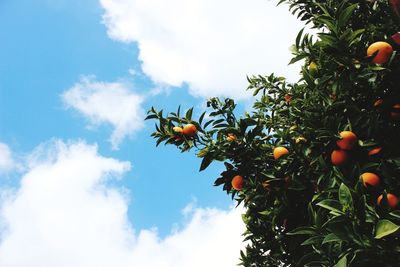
[[0, 0, 303, 266]]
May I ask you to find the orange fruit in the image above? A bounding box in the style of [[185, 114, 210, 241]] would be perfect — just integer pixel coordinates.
[[367, 41, 393, 64], [284, 94, 292, 103], [390, 104, 400, 120], [182, 124, 197, 136], [361, 172, 380, 187], [273, 147, 289, 160], [231, 175, 244, 191], [392, 32, 400, 45], [308, 61, 318, 71], [368, 147, 382, 156], [373, 99, 384, 108], [173, 126, 183, 134], [377, 193, 398, 208], [226, 133, 237, 142], [336, 131, 358, 150], [331, 150, 348, 166]]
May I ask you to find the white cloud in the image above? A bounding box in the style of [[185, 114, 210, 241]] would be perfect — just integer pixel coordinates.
[[62, 76, 145, 150], [0, 143, 15, 173], [0, 140, 245, 267], [100, 0, 303, 99]]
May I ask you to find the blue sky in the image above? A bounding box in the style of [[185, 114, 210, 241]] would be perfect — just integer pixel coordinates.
[[0, 0, 302, 266]]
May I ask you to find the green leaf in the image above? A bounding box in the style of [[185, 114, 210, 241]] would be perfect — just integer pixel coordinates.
[[185, 107, 193, 120], [339, 183, 353, 212], [258, 210, 271, 216], [322, 233, 342, 244], [375, 220, 400, 239], [390, 210, 400, 219], [287, 226, 317, 235], [334, 255, 347, 267], [301, 236, 323, 246], [199, 155, 213, 171], [317, 199, 344, 214], [338, 3, 358, 29]]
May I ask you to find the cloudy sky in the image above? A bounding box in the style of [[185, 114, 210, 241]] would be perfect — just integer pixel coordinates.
[[0, 0, 302, 266]]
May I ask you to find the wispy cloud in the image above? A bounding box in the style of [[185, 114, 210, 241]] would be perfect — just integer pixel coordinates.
[[62, 76, 145, 149], [0, 140, 245, 267], [0, 143, 15, 173], [100, 0, 303, 99]]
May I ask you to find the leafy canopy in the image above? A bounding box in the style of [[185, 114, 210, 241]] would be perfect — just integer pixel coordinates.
[[147, 0, 400, 266]]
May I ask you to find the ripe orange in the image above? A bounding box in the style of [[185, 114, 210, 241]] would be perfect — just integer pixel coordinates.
[[173, 126, 183, 134], [336, 131, 358, 150], [331, 150, 348, 166], [273, 147, 289, 160], [226, 133, 237, 142], [373, 99, 384, 108], [284, 94, 292, 103], [231, 175, 244, 191], [390, 104, 400, 120], [392, 32, 400, 45], [361, 172, 380, 187], [182, 124, 197, 136], [377, 193, 398, 208], [368, 147, 382, 156], [367, 41, 393, 64]]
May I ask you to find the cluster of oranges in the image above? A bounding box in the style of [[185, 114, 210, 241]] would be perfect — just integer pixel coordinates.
[[230, 146, 289, 191], [173, 124, 198, 140], [374, 98, 400, 121], [230, 132, 397, 210], [331, 131, 357, 166], [361, 172, 398, 208], [331, 131, 398, 208]]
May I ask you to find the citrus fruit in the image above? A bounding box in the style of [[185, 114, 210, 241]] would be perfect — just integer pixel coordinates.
[[361, 172, 380, 187], [182, 124, 197, 136], [377, 193, 398, 208], [331, 150, 348, 166], [231, 175, 244, 191], [368, 147, 382, 156], [273, 147, 289, 160], [284, 94, 292, 103], [390, 104, 400, 120], [173, 126, 183, 134], [336, 131, 358, 150], [367, 41, 393, 64], [373, 99, 384, 108], [226, 133, 237, 142]]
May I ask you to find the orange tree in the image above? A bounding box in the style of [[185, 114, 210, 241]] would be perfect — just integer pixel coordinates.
[[146, 0, 400, 266]]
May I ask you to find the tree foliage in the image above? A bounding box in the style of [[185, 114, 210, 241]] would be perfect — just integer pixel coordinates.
[[147, 0, 400, 266]]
